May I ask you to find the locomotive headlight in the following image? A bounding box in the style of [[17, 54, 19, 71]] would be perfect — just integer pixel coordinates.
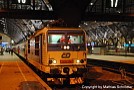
[[66, 45, 70, 49], [53, 60, 57, 64], [63, 46, 67, 49], [76, 60, 80, 63], [76, 59, 84, 63], [49, 59, 57, 64]]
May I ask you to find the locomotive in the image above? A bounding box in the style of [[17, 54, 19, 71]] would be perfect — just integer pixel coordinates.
[[14, 27, 88, 84]]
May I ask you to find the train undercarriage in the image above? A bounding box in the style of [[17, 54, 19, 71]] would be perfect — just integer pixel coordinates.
[[38, 66, 88, 85]]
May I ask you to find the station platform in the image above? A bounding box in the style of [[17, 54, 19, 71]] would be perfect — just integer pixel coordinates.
[[0, 52, 52, 90], [87, 54, 134, 65]]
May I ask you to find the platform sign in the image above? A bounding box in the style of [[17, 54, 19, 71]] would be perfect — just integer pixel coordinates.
[[124, 44, 134, 47], [131, 44, 134, 47], [106, 0, 122, 8], [124, 44, 129, 47], [12, 0, 31, 5]]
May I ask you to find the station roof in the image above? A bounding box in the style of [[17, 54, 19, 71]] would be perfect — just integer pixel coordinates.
[[0, 0, 134, 44]]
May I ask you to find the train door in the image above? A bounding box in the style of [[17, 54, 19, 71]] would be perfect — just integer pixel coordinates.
[[35, 35, 42, 64]]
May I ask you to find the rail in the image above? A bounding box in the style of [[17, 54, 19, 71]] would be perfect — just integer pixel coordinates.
[[87, 58, 134, 78]]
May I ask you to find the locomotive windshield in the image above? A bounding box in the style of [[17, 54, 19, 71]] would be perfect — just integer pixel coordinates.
[[48, 34, 84, 44], [47, 30, 86, 51]]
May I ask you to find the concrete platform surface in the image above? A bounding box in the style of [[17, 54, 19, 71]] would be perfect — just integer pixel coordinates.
[[0, 52, 51, 90]]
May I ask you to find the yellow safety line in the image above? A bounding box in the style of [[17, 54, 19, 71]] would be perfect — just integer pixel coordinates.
[[16, 61, 27, 81], [0, 63, 4, 73]]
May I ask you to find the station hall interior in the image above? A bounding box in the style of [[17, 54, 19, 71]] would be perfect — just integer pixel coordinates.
[[1, 21, 134, 55], [0, 0, 134, 90], [0, 0, 134, 55]]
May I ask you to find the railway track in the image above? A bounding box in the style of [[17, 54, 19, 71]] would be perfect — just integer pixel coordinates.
[[17, 54, 134, 90], [87, 58, 134, 78]]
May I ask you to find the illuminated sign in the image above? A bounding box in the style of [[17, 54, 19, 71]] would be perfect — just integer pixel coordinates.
[[0, 42, 8, 47], [111, 0, 118, 7], [131, 44, 134, 47], [12, 0, 31, 5], [106, 0, 121, 8], [124, 44, 134, 47]]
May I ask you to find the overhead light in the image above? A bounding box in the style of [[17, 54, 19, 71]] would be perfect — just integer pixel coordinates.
[[11, 40, 14, 44], [90, 3, 93, 5], [84, 22, 88, 25]]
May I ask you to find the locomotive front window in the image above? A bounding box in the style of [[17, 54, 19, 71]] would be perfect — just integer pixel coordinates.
[[48, 34, 84, 44], [67, 35, 84, 44], [47, 30, 86, 51], [48, 34, 65, 44]]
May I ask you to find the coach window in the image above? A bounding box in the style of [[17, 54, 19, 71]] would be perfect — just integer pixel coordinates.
[[28, 40, 30, 53], [35, 36, 39, 56]]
